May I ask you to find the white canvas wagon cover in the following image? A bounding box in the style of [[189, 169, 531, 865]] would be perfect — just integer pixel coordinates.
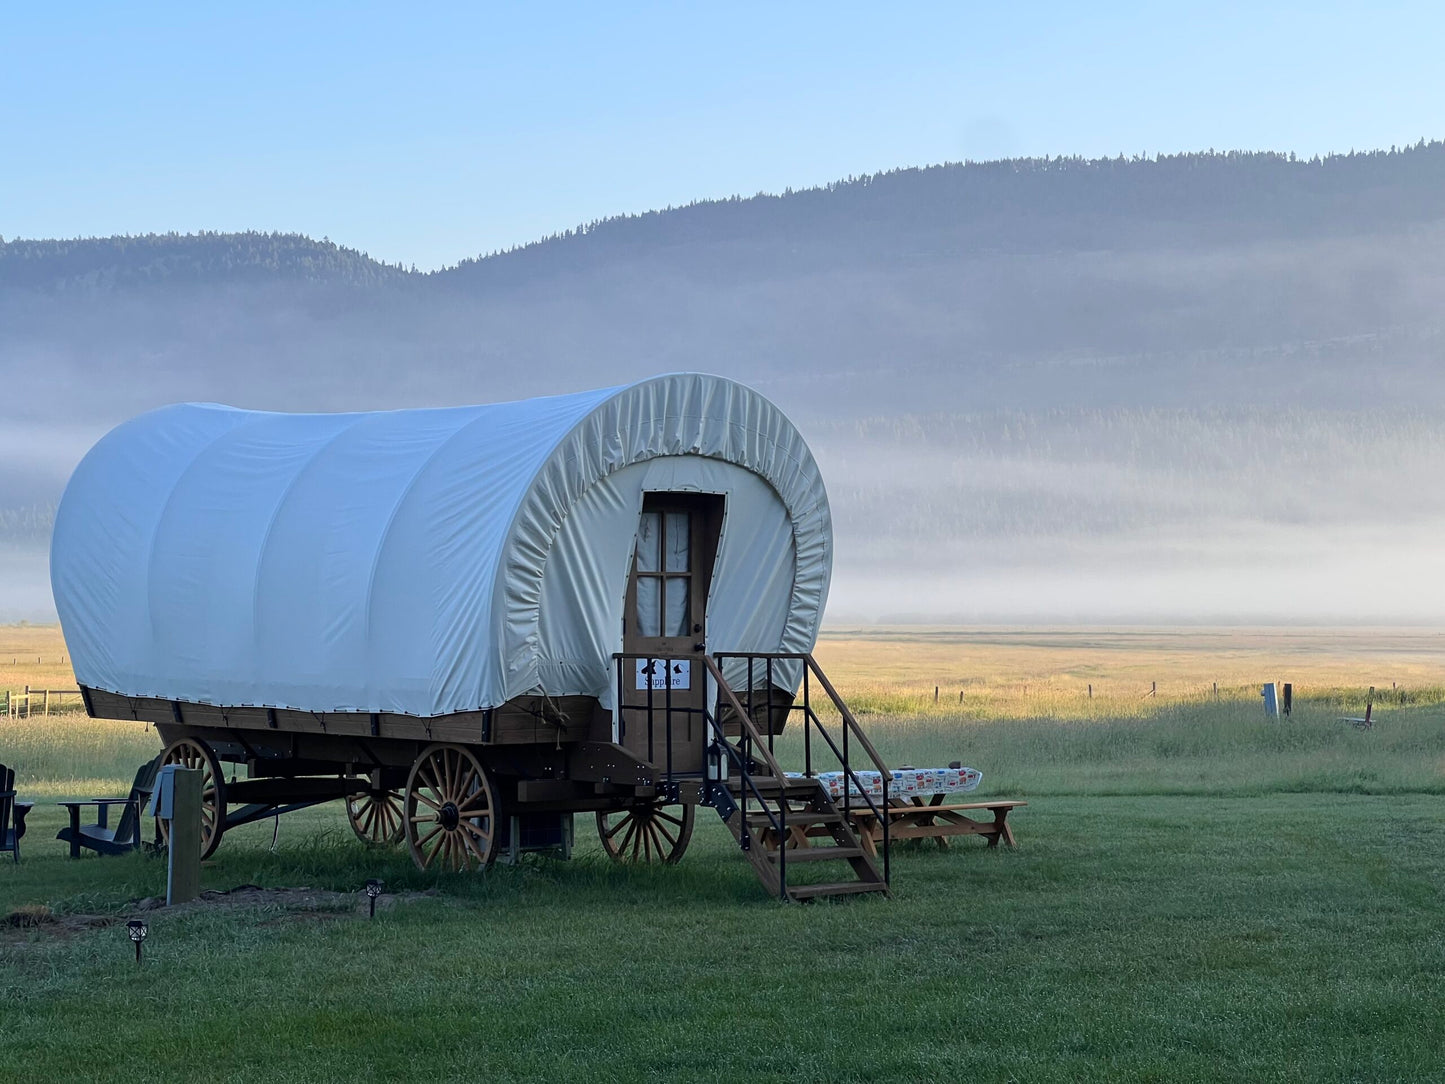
[[51, 373, 831, 717]]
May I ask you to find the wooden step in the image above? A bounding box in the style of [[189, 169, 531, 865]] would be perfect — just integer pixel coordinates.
[[744, 809, 842, 826], [764, 846, 863, 863], [787, 881, 890, 900], [731, 776, 822, 796]]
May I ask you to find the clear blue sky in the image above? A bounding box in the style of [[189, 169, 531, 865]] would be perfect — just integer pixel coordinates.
[[2, 2, 1440, 270]]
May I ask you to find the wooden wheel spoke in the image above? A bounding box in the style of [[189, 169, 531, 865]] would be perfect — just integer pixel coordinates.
[[443, 751, 459, 801], [604, 816, 631, 839], [458, 825, 488, 863], [651, 818, 678, 848], [617, 818, 640, 857], [422, 830, 447, 869], [459, 816, 491, 837], [455, 794, 491, 815]]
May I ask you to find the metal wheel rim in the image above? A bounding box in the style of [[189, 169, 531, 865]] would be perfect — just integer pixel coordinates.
[[156, 737, 227, 860], [404, 744, 497, 872], [596, 802, 695, 864]]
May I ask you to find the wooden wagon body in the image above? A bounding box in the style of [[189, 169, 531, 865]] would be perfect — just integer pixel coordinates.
[[53, 374, 894, 899]]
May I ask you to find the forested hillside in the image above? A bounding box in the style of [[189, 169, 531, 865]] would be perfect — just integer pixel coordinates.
[[0, 231, 407, 292], [3, 144, 1445, 621]]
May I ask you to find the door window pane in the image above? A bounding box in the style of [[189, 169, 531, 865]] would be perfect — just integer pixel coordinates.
[[635, 512, 660, 572], [664, 576, 690, 637], [664, 512, 690, 572], [636, 577, 661, 636]]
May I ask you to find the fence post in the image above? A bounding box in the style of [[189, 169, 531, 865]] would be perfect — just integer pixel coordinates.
[[22, 686, 29, 719], [43, 689, 50, 716]]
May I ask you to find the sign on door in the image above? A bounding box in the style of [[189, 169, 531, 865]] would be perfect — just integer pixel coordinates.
[[635, 658, 691, 690]]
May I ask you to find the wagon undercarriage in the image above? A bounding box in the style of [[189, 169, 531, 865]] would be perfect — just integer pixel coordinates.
[[85, 652, 894, 901]]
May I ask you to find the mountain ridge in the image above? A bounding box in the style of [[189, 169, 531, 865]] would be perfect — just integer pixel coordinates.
[[6, 142, 1445, 293]]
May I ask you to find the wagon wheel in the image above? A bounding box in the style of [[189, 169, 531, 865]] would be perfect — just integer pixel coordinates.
[[596, 801, 695, 864], [346, 788, 405, 846], [404, 744, 498, 872], [156, 737, 228, 860]]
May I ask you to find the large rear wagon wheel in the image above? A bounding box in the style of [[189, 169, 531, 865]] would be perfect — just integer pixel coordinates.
[[346, 788, 405, 846], [404, 744, 498, 872], [596, 801, 695, 864], [156, 737, 227, 860]]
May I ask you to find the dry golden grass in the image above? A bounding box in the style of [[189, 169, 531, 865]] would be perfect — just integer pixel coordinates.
[[4, 621, 1443, 722], [0, 624, 76, 702], [815, 625, 1445, 720]]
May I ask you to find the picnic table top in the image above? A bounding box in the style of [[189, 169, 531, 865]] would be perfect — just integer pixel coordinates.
[[790, 766, 983, 800]]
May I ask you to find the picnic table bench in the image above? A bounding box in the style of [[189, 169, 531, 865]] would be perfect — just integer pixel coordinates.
[[847, 796, 1027, 856], [779, 766, 1025, 853]]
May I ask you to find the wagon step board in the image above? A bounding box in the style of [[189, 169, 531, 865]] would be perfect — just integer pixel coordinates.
[[714, 774, 888, 902]]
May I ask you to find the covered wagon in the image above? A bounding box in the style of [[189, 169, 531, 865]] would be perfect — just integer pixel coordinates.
[[52, 373, 893, 900]]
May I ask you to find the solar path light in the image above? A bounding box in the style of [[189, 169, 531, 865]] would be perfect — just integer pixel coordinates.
[[365, 879, 384, 919], [127, 919, 147, 965]]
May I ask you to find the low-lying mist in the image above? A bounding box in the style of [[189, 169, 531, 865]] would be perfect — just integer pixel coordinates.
[[6, 149, 1445, 624]]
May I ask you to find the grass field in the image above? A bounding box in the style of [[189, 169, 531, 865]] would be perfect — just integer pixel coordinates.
[[3, 624, 1444, 1082]]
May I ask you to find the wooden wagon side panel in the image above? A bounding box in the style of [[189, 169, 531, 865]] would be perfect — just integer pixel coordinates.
[[82, 687, 605, 748]]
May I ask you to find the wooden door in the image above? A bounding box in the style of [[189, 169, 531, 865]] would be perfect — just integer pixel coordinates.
[[621, 494, 723, 774]]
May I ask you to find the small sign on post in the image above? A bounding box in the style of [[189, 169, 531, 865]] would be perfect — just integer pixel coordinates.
[[148, 765, 203, 905], [1262, 682, 1279, 719]]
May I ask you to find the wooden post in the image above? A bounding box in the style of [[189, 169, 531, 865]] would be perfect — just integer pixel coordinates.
[[22, 686, 28, 719], [1088, 684, 1092, 699], [1213, 682, 1218, 699], [167, 767, 204, 905], [1282, 683, 1292, 716], [1151, 681, 1157, 697], [958, 690, 963, 704], [934, 686, 939, 703], [43, 689, 50, 715]]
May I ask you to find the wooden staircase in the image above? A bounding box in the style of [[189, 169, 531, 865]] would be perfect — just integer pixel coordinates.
[[614, 650, 894, 903], [715, 773, 889, 901]]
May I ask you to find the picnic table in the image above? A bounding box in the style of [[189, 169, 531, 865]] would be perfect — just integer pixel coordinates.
[[781, 766, 1025, 854]]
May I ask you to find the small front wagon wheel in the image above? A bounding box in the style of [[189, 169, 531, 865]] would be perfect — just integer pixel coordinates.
[[596, 802, 695, 864], [156, 737, 228, 860], [347, 788, 405, 846], [405, 744, 498, 872]]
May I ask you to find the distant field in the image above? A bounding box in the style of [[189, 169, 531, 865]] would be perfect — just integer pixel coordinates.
[[3, 624, 1443, 1081]]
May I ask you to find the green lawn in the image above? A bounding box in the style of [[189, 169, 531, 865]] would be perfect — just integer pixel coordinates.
[[3, 702, 1444, 1082]]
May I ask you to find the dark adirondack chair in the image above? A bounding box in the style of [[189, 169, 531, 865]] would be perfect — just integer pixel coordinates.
[[1, 764, 34, 862], [56, 756, 161, 857]]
